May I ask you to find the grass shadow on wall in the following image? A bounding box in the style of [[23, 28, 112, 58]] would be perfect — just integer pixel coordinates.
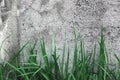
[[0, 27, 120, 80]]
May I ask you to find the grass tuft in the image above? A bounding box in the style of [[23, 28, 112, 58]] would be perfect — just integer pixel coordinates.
[[0, 28, 119, 80]]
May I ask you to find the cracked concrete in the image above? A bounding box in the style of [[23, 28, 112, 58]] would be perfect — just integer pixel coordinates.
[[0, 0, 120, 64]]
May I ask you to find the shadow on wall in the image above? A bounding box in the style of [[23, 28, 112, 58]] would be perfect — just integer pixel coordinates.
[[0, 0, 20, 63]]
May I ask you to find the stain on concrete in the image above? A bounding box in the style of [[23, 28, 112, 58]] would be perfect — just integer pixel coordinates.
[[41, 0, 49, 5]]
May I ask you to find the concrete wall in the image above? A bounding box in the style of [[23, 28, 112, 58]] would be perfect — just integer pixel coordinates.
[[0, 0, 120, 64]]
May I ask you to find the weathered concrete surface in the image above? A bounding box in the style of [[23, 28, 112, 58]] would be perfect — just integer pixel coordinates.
[[0, 0, 20, 62], [0, 0, 120, 64]]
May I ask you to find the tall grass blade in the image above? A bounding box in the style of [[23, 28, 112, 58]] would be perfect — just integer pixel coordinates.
[[65, 47, 70, 79]]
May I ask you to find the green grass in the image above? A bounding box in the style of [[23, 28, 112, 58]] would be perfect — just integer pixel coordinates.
[[0, 28, 120, 80]]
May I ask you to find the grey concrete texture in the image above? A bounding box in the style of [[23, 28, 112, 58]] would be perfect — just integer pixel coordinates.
[[0, 0, 120, 64]]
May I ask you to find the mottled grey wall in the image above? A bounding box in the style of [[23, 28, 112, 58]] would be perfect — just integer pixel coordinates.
[[0, 0, 120, 64]]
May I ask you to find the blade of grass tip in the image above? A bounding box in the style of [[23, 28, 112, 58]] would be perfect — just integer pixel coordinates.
[[72, 28, 78, 73], [40, 38, 52, 79], [85, 50, 94, 80], [114, 54, 120, 80], [84, 51, 91, 80], [90, 44, 96, 79], [101, 32, 109, 80], [52, 35, 61, 79], [9, 42, 29, 64], [49, 40, 53, 68], [92, 43, 96, 67], [60, 28, 67, 78], [29, 40, 37, 62], [104, 45, 109, 80], [61, 43, 65, 76], [80, 40, 85, 62], [98, 26, 107, 80], [40, 39, 50, 71], [52, 45, 61, 79], [114, 54, 120, 63], [80, 40, 87, 80], [65, 47, 70, 79]]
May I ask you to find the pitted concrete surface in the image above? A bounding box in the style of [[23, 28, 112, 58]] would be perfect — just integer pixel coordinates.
[[0, 0, 120, 64]]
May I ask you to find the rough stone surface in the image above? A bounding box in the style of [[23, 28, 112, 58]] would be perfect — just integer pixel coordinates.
[[0, 0, 120, 64]]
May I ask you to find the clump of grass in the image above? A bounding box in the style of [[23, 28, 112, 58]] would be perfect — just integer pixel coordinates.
[[0, 28, 119, 80]]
